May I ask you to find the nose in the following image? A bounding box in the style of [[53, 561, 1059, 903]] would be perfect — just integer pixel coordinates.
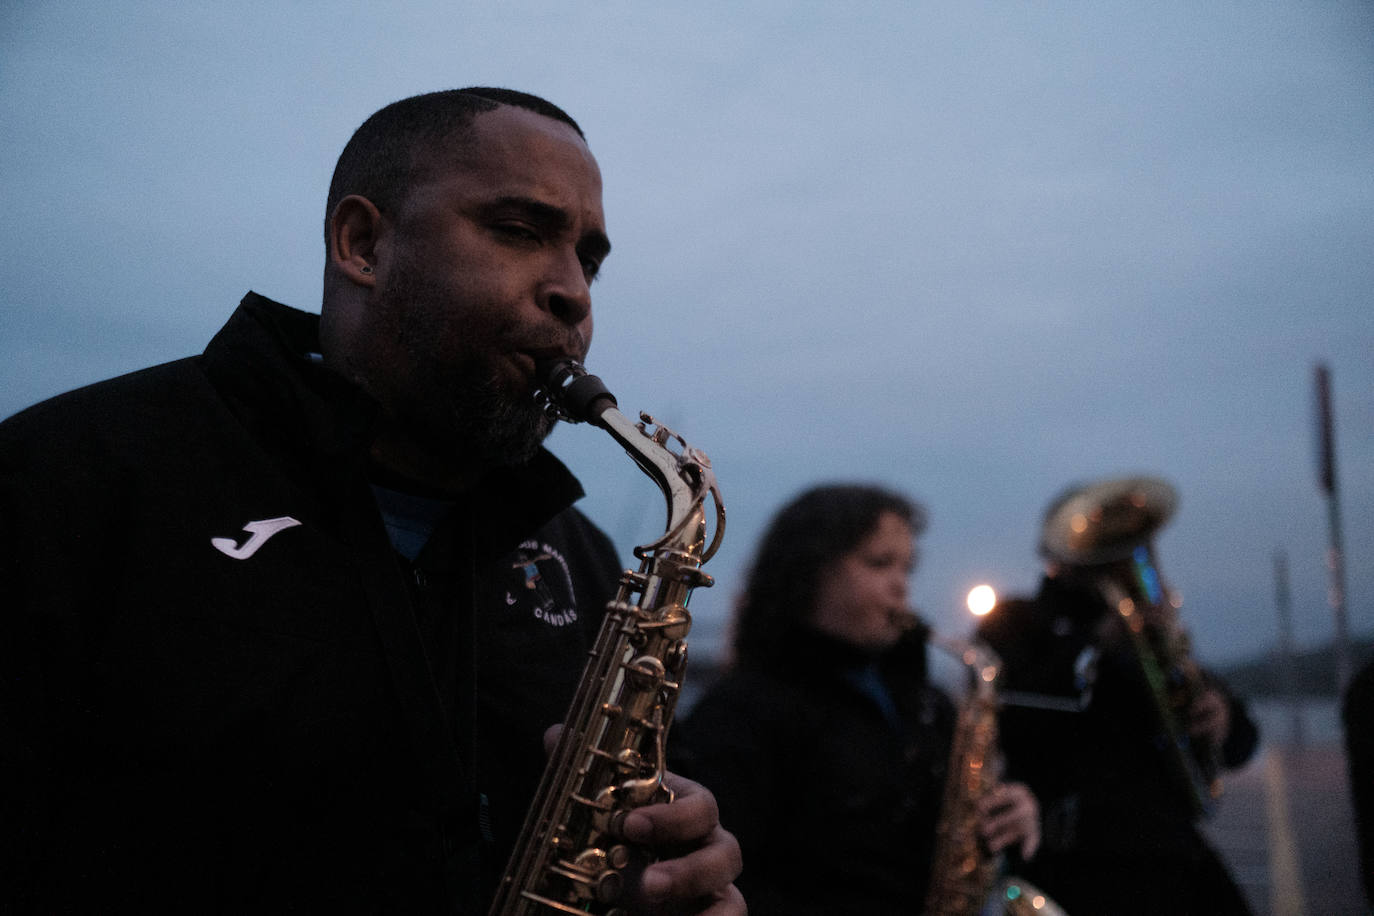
[[542, 248, 592, 328]]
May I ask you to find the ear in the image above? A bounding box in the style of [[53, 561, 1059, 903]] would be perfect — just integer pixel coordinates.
[[327, 194, 384, 287]]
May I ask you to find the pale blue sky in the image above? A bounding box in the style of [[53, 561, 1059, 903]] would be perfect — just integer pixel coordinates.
[[3, 1, 1371, 665]]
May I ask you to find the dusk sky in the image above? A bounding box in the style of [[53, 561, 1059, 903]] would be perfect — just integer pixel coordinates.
[[3, 1, 1371, 668]]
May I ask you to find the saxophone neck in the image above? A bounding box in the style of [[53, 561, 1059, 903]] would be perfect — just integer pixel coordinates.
[[535, 358, 726, 567], [929, 632, 1003, 686]]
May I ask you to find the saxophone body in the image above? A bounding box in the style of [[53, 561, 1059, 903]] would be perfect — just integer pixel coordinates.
[[488, 360, 725, 916], [924, 636, 1066, 916]]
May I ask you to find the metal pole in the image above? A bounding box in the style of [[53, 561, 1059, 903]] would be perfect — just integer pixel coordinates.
[[1314, 363, 1351, 695], [1274, 547, 1304, 748]]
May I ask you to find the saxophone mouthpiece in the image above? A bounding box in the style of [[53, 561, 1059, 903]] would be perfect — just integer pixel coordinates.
[[536, 358, 618, 425], [889, 607, 921, 632]]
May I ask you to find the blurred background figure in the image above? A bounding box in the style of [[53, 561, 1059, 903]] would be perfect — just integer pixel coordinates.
[[1343, 656, 1374, 910], [977, 476, 1259, 915], [677, 483, 1044, 915]]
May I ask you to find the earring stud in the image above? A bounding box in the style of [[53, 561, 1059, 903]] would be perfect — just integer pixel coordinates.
[[360, 265, 373, 275]]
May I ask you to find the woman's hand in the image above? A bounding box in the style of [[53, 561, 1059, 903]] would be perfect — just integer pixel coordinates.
[[978, 781, 1042, 860]]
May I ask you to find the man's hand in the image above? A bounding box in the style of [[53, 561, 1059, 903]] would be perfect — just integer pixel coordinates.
[[978, 781, 1042, 861], [619, 772, 746, 916], [540, 726, 745, 914]]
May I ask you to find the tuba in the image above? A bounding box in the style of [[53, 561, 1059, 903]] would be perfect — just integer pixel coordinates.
[[487, 360, 725, 916], [1039, 475, 1222, 817], [924, 635, 1067, 916]]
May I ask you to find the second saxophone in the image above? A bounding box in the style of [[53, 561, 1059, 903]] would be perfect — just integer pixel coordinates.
[[924, 635, 1068, 916]]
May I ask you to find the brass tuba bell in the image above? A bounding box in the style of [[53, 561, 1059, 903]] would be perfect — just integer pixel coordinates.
[[1037, 475, 1177, 568]]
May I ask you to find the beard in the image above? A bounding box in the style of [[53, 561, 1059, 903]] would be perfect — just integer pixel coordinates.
[[434, 366, 555, 468], [370, 254, 557, 470]]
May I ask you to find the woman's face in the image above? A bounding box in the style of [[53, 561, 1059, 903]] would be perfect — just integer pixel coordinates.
[[810, 511, 915, 652]]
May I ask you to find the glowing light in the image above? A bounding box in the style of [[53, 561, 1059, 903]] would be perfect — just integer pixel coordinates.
[[966, 584, 997, 616]]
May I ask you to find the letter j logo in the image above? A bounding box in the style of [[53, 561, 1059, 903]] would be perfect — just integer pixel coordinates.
[[211, 516, 302, 560]]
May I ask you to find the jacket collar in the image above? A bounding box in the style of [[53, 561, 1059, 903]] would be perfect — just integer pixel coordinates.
[[199, 291, 585, 528], [759, 620, 932, 688], [200, 291, 377, 479]]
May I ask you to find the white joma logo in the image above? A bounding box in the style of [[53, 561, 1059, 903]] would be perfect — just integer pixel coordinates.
[[211, 517, 302, 560]]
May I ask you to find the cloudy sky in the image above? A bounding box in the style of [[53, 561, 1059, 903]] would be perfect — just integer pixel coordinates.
[[3, 1, 1371, 668]]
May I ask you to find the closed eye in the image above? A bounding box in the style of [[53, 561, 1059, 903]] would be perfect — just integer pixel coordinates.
[[477, 196, 610, 281], [494, 222, 541, 243], [864, 553, 915, 575]]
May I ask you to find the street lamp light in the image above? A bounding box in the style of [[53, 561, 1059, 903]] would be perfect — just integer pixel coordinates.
[[967, 584, 997, 617]]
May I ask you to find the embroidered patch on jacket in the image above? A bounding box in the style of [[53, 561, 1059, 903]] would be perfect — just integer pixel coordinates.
[[504, 539, 579, 627]]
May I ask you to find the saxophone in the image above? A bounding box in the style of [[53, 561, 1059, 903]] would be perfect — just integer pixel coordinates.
[[487, 359, 725, 916], [924, 636, 1067, 916]]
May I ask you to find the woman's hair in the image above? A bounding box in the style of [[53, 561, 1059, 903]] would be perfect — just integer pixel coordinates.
[[731, 482, 925, 666]]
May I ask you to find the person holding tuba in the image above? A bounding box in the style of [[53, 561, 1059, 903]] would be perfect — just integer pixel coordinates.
[[976, 476, 1259, 915], [677, 483, 1044, 915]]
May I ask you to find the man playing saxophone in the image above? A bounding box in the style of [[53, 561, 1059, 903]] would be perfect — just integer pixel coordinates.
[[976, 476, 1259, 915], [0, 88, 743, 915], [678, 483, 1043, 915]]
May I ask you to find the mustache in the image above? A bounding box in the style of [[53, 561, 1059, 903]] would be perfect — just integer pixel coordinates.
[[519, 326, 590, 367]]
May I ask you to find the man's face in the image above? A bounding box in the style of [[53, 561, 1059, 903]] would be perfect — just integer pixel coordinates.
[[361, 105, 609, 468]]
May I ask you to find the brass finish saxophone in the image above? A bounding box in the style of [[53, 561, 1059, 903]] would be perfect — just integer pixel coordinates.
[[488, 359, 725, 916], [924, 636, 1067, 916]]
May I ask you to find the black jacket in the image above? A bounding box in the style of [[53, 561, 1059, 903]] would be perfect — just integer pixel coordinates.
[[0, 293, 620, 913], [676, 625, 955, 916], [976, 575, 1259, 915]]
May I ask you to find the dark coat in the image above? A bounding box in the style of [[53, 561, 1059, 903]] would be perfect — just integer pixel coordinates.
[[977, 574, 1259, 915], [0, 293, 620, 913], [1343, 657, 1374, 909], [676, 625, 956, 916]]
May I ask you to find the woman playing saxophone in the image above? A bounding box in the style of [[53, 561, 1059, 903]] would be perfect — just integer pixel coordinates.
[[677, 483, 1043, 915]]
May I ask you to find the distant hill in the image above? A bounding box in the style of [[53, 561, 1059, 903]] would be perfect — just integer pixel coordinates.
[[683, 634, 1374, 713], [1214, 634, 1374, 698]]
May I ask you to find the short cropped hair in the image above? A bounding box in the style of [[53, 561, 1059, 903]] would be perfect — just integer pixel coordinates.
[[324, 87, 584, 245], [731, 483, 926, 667]]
